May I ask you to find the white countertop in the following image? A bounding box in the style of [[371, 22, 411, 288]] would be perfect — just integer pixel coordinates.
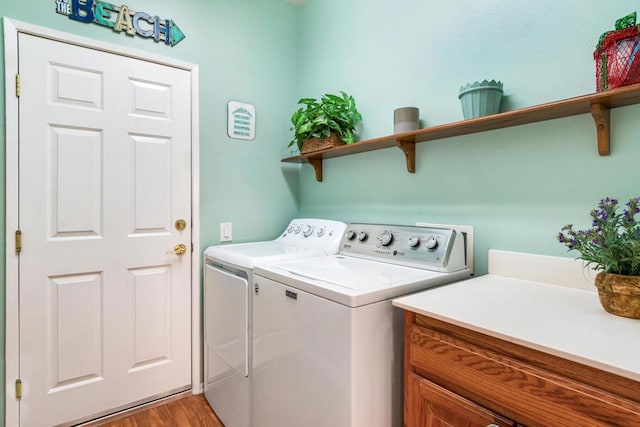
[[393, 274, 640, 382]]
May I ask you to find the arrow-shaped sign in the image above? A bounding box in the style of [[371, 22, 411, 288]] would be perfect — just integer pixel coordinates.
[[171, 20, 185, 47], [56, 0, 186, 47]]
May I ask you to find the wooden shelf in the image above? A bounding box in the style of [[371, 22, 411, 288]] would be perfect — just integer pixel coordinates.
[[282, 83, 640, 182]]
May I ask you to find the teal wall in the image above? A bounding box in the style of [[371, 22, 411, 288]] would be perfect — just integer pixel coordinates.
[[296, 0, 640, 275], [0, 0, 300, 422], [3, 0, 640, 423]]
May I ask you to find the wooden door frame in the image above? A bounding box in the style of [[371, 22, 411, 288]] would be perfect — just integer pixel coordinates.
[[4, 17, 202, 426]]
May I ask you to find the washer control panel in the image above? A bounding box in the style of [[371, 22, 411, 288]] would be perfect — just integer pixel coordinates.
[[340, 223, 467, 272]]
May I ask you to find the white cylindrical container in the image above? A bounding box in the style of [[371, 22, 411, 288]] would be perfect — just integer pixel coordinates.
[[394, 107, 419, 134]]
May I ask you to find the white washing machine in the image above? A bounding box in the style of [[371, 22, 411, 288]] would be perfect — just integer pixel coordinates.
[[252, 223, 472, 427], [203, 218, 346, 427]]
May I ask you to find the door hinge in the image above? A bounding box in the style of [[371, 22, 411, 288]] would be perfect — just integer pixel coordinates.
[[15, 73, 20, 97], [15, 230, 22, 254], [15, 379, 22, 400]]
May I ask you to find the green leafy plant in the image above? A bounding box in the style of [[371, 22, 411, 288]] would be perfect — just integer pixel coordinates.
[[288, 91, 362, 152], [557, 197, 640, 275]]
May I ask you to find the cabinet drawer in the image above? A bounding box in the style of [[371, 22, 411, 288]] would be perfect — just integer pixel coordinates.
[[409, 324, 640, 426], [407, 372, 515, 427]]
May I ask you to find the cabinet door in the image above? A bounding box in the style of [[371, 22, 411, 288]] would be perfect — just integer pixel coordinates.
[[407, 373, 515, 427]]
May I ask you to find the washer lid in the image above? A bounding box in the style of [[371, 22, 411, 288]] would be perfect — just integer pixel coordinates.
[[204, 241, 327, 269], [274, 255, 436, 290], [255, 255, 472, 307]]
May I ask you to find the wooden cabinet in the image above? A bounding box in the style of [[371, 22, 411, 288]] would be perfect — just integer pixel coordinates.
[[403, 312, 640, 427], [407, 372, 515, 427]]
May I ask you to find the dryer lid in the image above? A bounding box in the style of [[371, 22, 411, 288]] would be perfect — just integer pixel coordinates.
[[205, 241, 326, 269]]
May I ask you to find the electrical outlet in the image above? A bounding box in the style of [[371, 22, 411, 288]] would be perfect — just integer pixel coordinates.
[[220, 222, 232, 242]]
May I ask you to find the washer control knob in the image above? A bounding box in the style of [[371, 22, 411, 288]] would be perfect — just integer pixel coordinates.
[[425, 236, 438, 250], [379, 231, 393, 246], [287, 225, 294, 233], [357, 231, 368, 242], [303, 225, 314, 237], [293, 224, 302, 234], [316, 227, 325, 237], [408, 235, 420, 248], [346, 230, 356, 240]]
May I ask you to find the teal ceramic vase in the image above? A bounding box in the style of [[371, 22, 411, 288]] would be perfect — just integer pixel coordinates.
[[458, 80, 503, 119]]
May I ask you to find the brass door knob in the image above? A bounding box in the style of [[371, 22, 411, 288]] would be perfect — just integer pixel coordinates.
[[168, 244, 187, 255]]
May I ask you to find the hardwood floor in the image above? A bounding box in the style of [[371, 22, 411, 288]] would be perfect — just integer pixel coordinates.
[[92, 394, 224, 427]]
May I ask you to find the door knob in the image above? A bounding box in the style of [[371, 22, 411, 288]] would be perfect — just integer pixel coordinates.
[[167, 244, 187, 255]]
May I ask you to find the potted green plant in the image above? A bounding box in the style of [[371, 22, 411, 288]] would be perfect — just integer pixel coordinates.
[[288, 91, 362, 154], [557, 196, 640, 318]]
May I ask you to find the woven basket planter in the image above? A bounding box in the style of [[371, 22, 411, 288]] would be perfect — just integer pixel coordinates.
[[301, 132, 344, 154], [594, 272, 640, 319]]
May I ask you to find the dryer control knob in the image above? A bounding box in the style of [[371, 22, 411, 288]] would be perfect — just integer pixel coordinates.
[[293, 224, 302, 234], [425, 236, 438, 250], [357, 231, 368, 242], [346, 230, 356, 240], [316, 227, 325, 237], [303, 225, 314, 237], [408, 235, 420, 248], [379, 231, 393, 246]]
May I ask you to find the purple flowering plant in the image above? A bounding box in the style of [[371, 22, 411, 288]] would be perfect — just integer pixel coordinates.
[[557, 197, 640, 276]]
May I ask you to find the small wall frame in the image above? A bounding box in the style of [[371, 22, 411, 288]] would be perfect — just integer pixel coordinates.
[[227, 101, 256, 140]]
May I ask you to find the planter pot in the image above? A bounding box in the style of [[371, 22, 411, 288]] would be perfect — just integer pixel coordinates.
[[594, 272, 640, 319], [458, 80, 503, 119], [301, 132, 344, 154]]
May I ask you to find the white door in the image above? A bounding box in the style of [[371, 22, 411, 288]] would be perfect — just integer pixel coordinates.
[[18, 34, 192, 426]]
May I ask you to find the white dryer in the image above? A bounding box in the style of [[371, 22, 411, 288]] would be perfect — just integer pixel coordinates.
[[252, 223, 472, 427], [203, 218, 346, 427]]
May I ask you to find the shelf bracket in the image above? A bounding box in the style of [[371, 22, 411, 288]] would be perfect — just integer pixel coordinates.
[[590, 103, 610, 156], [396, 140, 416, 173], [307, 157, 323, 182]]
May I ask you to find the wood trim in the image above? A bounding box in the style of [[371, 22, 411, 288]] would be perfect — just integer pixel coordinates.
[[414, 314, 640, 403], [189, 65, 202, 393], [3, 17, 21, 427], [396, 140, 416, 173], [408, 373, 515, 427], [409, 314, 640, 426], [4, 18, 196, 70], [307, 157, 323, 182], [404, 311, 416, 427], [590, 103, 610, 155]]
